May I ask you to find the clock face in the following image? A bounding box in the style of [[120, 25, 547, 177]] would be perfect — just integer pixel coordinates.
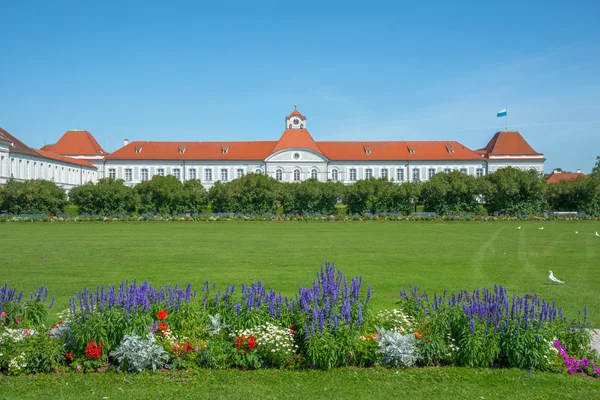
[[293, 118, 300, 125]]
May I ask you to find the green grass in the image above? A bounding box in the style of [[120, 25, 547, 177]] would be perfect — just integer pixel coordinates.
[[2, 221, 600, 398], [1, 220, 599, 324], [1, 368, 599, 399]]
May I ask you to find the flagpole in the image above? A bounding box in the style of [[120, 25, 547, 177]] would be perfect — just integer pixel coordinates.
[[505, 106, 508, 130]]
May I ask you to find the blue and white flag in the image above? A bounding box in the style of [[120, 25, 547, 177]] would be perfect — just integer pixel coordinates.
[[497, 108, 507, 117]]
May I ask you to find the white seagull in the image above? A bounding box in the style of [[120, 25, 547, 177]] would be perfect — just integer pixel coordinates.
[[596, 231, 600, 237], [548, 270, 564, 284], [539, 227, 544, 230], [575, 231, 578, 234], [517, 226, 521, 230]]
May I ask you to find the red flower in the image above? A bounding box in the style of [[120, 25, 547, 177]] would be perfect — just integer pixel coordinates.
[[414, 332, 424, 339], [85, 340, 103, 359], [247, 335, 257, 350], [290, 324, 295, 334], [234, 336, 245, 351], [65, 352, 74, 360], [157, 309, 168, 320], [157, 323, 170, 336]]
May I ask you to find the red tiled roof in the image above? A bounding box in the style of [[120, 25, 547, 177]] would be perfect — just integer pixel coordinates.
[[317, 141, 484, 161], [50, 130, 107, 156], [286, 109, 307, 121], [478, 131, 542, 156], [545, 172, 586, 184], [34, 149, 97, 169], [271, 129, 322, 155], [0, 127, 40, 157], [106, 141, 278, 161], [40, 144, 55, 151]]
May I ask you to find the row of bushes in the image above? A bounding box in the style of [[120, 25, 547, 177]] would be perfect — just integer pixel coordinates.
[[1, 264, 598, 375], [1, 167, 600, 216]]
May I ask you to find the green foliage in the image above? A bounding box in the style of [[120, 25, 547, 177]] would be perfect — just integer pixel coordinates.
[[196, 336, 235, 369], [343, 178, 420, 215], [135, 175, 207, 214], [69, 178, 139, 215], [591, 156, 600, 177], [280, 180, 344, 215], [25, 334, 65, 373], [420, 171, 482, 214], [0, 179, 66, 214], [546, 175, 600, 214], [482, 167, 547, 215], [209, 173, 279, 214]]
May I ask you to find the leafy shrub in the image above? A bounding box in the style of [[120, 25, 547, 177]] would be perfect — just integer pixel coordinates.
[[25, 334, 65, 373], [110, 332, 169, 372], [233, 323, 297, 368], [376, 328, 419, 367], [197, 337, 234, 369]]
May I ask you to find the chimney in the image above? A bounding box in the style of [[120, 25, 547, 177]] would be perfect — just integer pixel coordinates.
[[553, 168, 561, 174], [577, 168, 581, 174], [124, 138, 129, 147]]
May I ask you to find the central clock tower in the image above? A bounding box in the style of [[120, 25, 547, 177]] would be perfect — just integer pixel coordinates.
[[285, 105, 307, 130]]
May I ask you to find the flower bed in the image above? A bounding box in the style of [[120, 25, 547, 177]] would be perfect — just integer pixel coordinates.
[[1, 264, 598, 376], [1, 212, 599, 223]]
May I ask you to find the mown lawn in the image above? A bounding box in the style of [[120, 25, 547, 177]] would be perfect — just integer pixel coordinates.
[[1, 221, 600, 398], [1, 368, 599, 399], [1, 220, 598, 324]]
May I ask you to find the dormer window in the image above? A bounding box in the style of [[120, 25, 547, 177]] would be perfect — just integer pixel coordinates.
[[135, 145, 143, 154], [221, 145, 229, 154], [363, 146, 372, 155], [407, 146, 415, 154], [178, 145, 186, 154], [445, 145, 454, 154]]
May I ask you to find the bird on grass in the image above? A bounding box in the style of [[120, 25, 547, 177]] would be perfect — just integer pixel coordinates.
[[539, 227, 544, 230], [575, 231, 579, 234], [596, 231, 600, 237], [548, 270, 564, 284], [517, 226, 521, 230]]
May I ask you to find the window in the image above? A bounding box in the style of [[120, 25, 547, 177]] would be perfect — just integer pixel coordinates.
[[221, 168, 228, 182], [311, 169, 318, 179], [412, 168, 420, 182], [293, 153, 300, 160], [444, 168, 452, 173], [365, 168, 372, 179], [237, 168, 244, 179], [254, 168, 262, 174], [275, 169, 283, 181], [396, 168, 404, 182], [428, 168, 436, 179], [331, 169, 339, 181], [157, 168, 164, 176], [186, 168, 195, 180], [108, 169, 116, 179], [381, 168, 388, 180], [173, 168, 181, 180], [460, 168, 467, 174], [204, 168, 211, 181], [349, 168, 357, 181], [476, 168, 484, 178], [141, 168, 148, 181], [293, 169, 301, 181], [125, 168, 132, 181]]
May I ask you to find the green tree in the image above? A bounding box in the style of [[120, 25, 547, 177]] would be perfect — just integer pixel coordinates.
[[546, 175, 600, 214], [134, 175, 187, 214], [420, 171, 481, 214], [482, 167, 546, 215], [591, 156, 600, 177], [180, 179, 208, 213], [0, 179, 66, 215], [69, 178, 139, 215], [344, 178, 420, 215], [281, 179, 344, 214]]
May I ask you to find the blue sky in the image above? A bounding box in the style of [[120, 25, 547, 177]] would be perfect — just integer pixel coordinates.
[[1, 0, 599, 172]]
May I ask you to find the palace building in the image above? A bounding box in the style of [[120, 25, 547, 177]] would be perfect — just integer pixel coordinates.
[[0, 108, 545, 189]]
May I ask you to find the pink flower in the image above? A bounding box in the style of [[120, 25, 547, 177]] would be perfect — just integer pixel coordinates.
[[568, 367, 576, 374], [1, 311, 5, 318], [553, 339, 561, 347], [595, 368, 600, 374], [15, 317, 20, 324]]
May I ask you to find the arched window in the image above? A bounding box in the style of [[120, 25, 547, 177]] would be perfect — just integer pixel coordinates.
[[254, 168, 262, 174], [293, 169, 301, 181], [311, 169, 318, 180], [275, 169, 283, 181], [331, 169, 339, 181]]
